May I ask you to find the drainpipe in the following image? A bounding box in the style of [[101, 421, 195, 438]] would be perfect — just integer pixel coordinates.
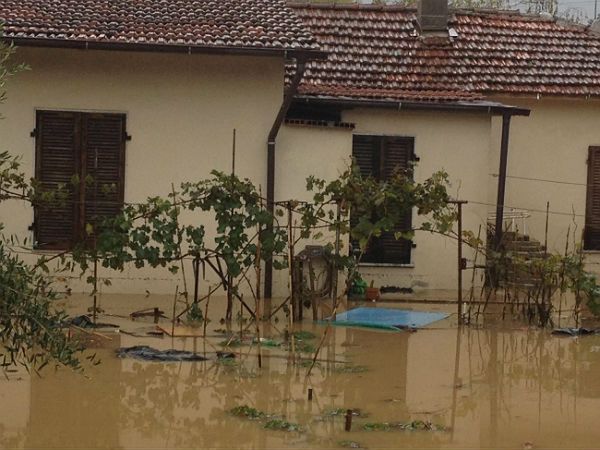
[[264, 59, 307, 299], [494, 112, 512, 249]]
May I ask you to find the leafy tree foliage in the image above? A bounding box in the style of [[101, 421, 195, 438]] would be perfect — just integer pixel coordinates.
[[0, 151, 89, 372]]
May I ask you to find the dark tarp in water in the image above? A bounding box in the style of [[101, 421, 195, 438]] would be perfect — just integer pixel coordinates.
[[551, 327, 597, 337], [116, 345, 209, 362], [68, 315, 119, 329]]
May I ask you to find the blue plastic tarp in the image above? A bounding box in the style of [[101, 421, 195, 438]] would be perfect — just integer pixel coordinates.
[[331, 307, 449, 331]]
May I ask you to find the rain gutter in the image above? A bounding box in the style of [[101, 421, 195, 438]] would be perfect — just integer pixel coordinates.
[[5, 37, 328, 60], [263, 60, 308, 299]]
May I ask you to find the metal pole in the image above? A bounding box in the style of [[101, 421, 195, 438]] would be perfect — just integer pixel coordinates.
[[450, 326, 462, 440], [449, 199, 468, 324], [544, 201, 550, 256], [457, 201, 463, 325], [495, 113, 512, 250], [331, 201, 341, 300], [458, 203, 463, 325], [232, 128, 236, 177]]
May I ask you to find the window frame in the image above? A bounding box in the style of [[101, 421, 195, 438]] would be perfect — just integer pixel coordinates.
[[351, 133, 416, 266], [33, 109, 127, 251]]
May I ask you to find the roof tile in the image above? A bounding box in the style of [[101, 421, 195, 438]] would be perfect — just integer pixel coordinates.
[[289, 3, 600, 101], [0, 0, 320, 52]]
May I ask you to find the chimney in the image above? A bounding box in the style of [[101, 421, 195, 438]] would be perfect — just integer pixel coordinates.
[[417, 0, 449, 33]]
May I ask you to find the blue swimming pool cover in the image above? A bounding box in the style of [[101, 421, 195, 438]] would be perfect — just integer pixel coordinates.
[[332, 307, 449, 331]]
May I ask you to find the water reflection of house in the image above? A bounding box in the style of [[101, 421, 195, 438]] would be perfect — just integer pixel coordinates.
[[25, 336, 122, 449]]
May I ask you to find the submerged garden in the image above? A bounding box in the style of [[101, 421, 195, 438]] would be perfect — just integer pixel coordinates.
[[3, 39, 600, 450]]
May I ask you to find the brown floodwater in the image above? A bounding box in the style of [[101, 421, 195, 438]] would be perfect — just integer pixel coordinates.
[[2, 294, 600, 450]]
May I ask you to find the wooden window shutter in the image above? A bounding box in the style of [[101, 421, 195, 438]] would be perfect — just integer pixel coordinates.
[[352, 134, 380, 178], [351, 135, 414, 264], [383, 136, 414, 179], [82, 113, 126, 241], [585, 146, 600, 250], [34, 111, 80, 250], [380, 136, 413, 264]]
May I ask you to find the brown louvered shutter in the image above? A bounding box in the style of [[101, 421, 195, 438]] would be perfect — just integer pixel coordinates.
[[351, 135, 378, 260], [82, 114, 126, 241], [585, 146, 600, 250], [352, 135, 380, 178], [380, 136, 413, 264], [383, 136, 413, 179], [34, 111, 80, 250], [351, 135, 414, 264]]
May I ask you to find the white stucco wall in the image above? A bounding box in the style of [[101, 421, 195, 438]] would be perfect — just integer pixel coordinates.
[[341, 108, 492, 292], [489, 97, 600, 276], [0, 47, 284, 295], [10, 47, 595, 298], [272, 124, 353, 295]]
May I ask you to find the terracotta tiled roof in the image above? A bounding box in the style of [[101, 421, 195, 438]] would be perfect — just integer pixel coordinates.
[[289, 3, 600, 102], [0, 0, 320, 53]]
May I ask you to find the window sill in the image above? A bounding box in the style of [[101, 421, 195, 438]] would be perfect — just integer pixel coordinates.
[[358, 263, 415, 268], [582, 250, 600, 255], [31, 248, 70, 254]]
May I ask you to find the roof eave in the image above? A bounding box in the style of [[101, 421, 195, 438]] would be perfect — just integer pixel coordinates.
[[5, 37, 328, 60], [294, 95, 531, 116]]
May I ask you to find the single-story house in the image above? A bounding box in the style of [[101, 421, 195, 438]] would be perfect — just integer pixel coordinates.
[[278, 2, 600, 294], [0, 0, 599, 298]]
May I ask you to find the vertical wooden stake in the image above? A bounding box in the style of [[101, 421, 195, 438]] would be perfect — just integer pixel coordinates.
[[467, 224, 482, 324], [239, 294, 243, 342], [193, 255, 200, 305], [93, 258, 98, 325], [544, 201, 550, 256], [203, 286, 211, 338], [171, 285, 179, 337], [344, 409, 353, 431], [171, 183, 188, 303]]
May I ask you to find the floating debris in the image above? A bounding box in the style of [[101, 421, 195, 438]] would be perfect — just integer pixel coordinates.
[[68, 315, 118, 329], [292, 341, 316, 353], [292, 331, 317, 340], [333, 364, 369, 374], [263, 419, 302, 432], [324, 408, 367, 418], [315, 408, 368, 422], [229, 405, 301, 432], [116, 346, 208, 362], [216, 358, 240, 367], [213, 328, 229, 334], [363, 420, 448, 432], [254, 337, 281, 347], [218, 337, 245, 347], [338, 440, 365, 449], [298, 359, 321, 368], [229, 405, 267, 420], [552, 327, 596, 337]]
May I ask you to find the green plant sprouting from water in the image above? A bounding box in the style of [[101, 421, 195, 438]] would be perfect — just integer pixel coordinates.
[[229, 405, 301, 432], [363, 420, 448, 432]]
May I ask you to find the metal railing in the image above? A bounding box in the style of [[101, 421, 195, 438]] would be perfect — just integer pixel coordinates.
[[488, 208, 531, 236]]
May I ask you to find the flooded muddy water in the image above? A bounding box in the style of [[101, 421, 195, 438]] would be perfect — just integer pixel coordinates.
[[2, 294, 600, 449]]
